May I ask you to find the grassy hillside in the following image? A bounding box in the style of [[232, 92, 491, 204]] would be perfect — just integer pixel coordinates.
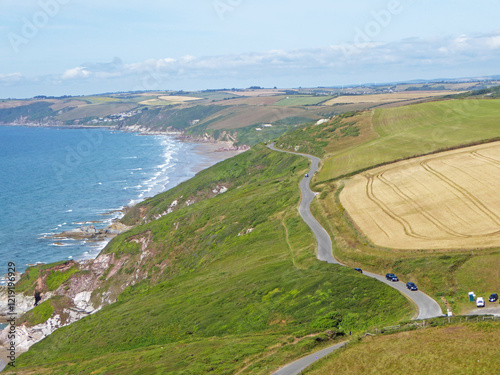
[[275, 98, 500, 314], [305, 321, 500, 375], [0, 101, 54, 122], [319, 99, 500, 182], [9, 145, 412, 375], [274, 95, 333, 106], [275, 111, 367, 157]]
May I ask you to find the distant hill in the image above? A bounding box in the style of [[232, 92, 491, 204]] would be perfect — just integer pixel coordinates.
[[2, 81, 497, 146]]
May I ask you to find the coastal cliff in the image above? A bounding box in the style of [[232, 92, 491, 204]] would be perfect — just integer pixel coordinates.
[[0, 145, 413, 374], [0, 175, 233, 353]]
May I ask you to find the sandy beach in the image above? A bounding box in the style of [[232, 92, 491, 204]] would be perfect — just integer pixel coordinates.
[[189, 140, 247, 172]]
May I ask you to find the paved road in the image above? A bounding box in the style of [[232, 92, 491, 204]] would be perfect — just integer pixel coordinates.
[[267, 143, 443, 374], [268, 143, 443, 320], [272, 341, 348, 375], [292, 150, 337, 264]]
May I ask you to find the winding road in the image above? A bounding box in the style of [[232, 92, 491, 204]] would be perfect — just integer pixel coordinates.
[[268, 143, 443, 374]]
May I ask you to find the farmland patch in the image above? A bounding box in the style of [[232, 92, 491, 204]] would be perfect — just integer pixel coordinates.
[[340, 142, 500, 250]]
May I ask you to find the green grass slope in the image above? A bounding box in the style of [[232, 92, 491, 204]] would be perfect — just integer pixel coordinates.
[[9, 146, 412, 375], [273, 97, 500, 314], [319, 99, 500, 182], [305, 321, 500, 375]]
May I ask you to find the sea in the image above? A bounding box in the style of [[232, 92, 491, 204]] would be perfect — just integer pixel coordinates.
[[0, 126, 213, 278]]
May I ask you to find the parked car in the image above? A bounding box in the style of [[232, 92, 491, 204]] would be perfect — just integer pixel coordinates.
[[489, 293, 498, 302], [476, 297, 485, 308], [354, 268, 363, 273], [406, 282, 418, 291], [386, 273, 399, 282]]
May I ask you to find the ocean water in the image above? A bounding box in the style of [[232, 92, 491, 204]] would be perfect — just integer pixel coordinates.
[[0, 126, 209, 276]]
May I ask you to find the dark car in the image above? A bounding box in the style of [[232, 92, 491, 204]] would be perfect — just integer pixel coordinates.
[[354, 268, 363, 273], [386, 273, 399, 282], [406, 282, 418, 291], [489, 293, 498, 302]]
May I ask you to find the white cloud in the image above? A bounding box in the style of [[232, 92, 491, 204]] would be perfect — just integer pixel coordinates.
[[62, 67, 91, 80], [0, 73, 24, 82], [118, 32, 500, 80], [4, 32, 500, 97], [486, 35, 500, 49], [49, 31, 500, 86]]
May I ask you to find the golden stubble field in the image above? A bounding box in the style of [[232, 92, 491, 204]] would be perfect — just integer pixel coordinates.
[[340, 141, 500, 250], [322, 91, 459, 105]]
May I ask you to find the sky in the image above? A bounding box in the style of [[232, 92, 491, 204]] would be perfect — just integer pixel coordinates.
[[1, 0, 500, 98]]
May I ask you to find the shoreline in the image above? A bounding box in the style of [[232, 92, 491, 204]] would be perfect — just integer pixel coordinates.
[[47, 140, 245, 246], [3, 123, 248, 267], [0, 124, 248, 367]]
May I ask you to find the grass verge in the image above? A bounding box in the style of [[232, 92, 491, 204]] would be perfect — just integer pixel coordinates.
[[305, 321, 500, 375]]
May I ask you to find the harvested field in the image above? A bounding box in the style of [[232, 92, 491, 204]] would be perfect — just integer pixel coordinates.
[[224, 89, 285, 97], [158, 95, 203, 102], [200, 106, 319, 130], [340, 141, 500, 250], [138, 96, 203, 106], [212, 96, 283, 106], [323, 91, 455, 106], [274, 95, 333, 106], [0, 100, 36, 109], [138, 99, 174, 106]]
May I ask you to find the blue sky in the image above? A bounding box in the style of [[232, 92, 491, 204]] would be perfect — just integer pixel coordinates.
[[1, 0, 500, 97]]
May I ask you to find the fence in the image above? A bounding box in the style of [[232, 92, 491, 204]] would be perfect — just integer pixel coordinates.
[[369, 314, 499, 335]]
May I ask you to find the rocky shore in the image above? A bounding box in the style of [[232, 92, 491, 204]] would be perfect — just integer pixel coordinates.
[[0, 127, 248, 364], [50, 222, 132, 242]]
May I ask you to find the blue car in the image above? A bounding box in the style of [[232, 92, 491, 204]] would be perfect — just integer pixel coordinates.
[[386, 273, 399, 282], [406, 282, 418, 291], [489, 293, 498, 302]]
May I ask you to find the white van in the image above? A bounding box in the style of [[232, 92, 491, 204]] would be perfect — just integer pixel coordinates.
[[476, 297, 485, 307]]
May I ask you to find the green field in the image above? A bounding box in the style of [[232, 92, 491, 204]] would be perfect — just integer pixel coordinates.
[[6, 92, 500, 373], [81, 96, 124, 104], [305, 322, 500, 375], [274, 95, 333, 106], [193, 91, 241, 101], [318, 99, 500, 182], [56, 103, 139, 121], [274, 97, 500, 314], [9, 146, 411, 375]]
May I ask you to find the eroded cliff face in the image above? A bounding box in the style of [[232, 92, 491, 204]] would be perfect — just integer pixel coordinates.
[[0, 230, 171, 352], [0, 252, 132, 351], [0, 181, 232, 352], [0, 289, 39, 321]]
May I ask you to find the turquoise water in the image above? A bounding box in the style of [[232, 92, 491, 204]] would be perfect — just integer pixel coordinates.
[[0, 126, 206, 275]]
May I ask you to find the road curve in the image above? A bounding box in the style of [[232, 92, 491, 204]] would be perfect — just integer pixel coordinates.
[[272, 341, 348, 375], [268, 143, 443, 320]]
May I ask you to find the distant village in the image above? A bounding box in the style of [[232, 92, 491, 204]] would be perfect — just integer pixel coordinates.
[[89, 109, 143, 124]]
